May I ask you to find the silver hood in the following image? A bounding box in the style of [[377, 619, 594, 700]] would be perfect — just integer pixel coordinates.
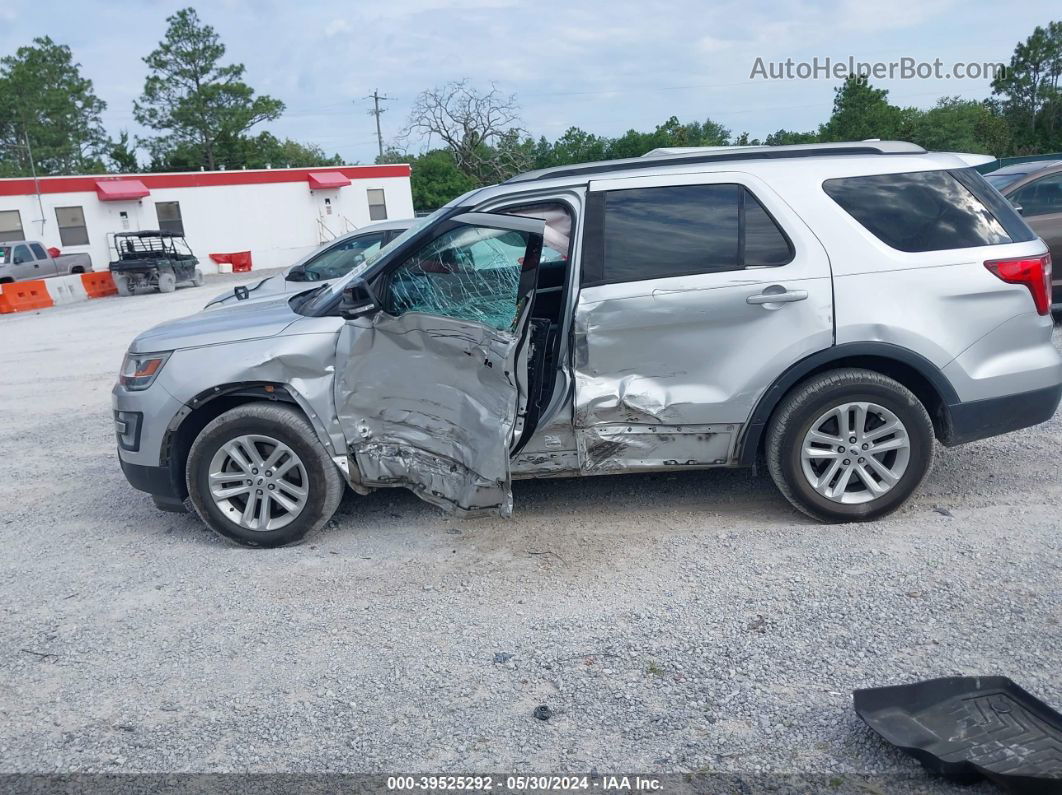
[[130, 295, 302, 353], [204, 273, 297, 309]]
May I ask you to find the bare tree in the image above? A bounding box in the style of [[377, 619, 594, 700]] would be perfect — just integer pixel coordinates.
[[401, 79, 531, 184]]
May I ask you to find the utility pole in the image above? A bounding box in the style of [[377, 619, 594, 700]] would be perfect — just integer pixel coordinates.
[[363, 89, 393, 160]]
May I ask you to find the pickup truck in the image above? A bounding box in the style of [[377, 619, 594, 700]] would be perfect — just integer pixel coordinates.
[[0, 240, 93, 283]]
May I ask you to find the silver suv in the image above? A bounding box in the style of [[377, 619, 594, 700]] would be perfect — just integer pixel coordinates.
[[114, 141, 1062, 547]]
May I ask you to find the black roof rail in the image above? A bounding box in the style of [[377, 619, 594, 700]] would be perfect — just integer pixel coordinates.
[[504, 142, 927, 184]]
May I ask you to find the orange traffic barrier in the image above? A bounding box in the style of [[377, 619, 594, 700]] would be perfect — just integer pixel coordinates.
[[0, 280, 54, 314], [81, 271, 118, 298]]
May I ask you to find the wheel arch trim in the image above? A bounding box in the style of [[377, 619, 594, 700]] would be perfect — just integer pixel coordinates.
[[159, 381, 337, 500], [736, 342, 959, 466]]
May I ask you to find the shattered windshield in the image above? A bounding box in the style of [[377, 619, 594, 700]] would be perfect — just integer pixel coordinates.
[[383, 225, 530, 331]]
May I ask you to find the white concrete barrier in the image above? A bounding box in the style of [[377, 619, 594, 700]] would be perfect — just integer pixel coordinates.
[[44, 274, 90, 305]]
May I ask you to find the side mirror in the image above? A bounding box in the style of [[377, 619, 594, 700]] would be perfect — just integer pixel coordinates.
[[339, 278, 380, 320]]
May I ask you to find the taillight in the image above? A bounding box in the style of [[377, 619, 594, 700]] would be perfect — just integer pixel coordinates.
[[984, 253, 1052, 316]]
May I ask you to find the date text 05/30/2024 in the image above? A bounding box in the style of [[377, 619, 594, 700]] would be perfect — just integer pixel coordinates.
[[387, 775, 663, 791]]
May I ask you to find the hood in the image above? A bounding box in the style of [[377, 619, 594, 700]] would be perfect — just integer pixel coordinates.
[[205, 273, 285, 309], [205, 274, 340, 311], [130, 295, 301, 353]]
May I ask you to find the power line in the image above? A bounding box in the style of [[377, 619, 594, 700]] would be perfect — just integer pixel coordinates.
[[363, 89, 394, 160]]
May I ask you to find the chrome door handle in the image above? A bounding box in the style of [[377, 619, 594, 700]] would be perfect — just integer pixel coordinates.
[[746, 288, 808, 305]]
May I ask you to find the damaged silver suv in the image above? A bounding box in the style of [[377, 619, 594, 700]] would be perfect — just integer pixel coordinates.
[[114, 142, 1062, 547]]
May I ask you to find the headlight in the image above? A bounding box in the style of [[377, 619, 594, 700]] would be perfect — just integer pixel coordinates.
[[119, 351, 171, 391]]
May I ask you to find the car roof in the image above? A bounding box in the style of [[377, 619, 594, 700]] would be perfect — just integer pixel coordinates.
[[987, 160, 1062, 176], [504, 141, 927, 184], [464, 142, 988, 206], [343, 218, 413, 235]]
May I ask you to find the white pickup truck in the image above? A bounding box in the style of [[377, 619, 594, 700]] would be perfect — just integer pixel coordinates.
[[0, 240, 93, 283]]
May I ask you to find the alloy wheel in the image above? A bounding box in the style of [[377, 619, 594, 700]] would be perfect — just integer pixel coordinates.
[[207, 434, 309, 531], [799, 401, 911, 504]]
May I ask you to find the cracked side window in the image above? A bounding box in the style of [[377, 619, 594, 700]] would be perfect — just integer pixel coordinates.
[[383, 225, 530, 331]]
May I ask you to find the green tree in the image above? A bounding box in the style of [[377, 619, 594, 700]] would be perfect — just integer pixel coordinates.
[[606, 116, 731, 159], [380, 147, 474, 211], [764, 129, 818, 146], [991, 21, 1062, 152], [534, 126, 609, 168], [0, 36, 108, 176], [818, 76, 912, 142], [905, 97, 1004, 153], [134, 7, 284, 170], [108, 130, 140, 172]]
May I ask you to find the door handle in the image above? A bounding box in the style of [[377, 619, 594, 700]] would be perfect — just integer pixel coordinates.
[[746, 287, 808, 305]]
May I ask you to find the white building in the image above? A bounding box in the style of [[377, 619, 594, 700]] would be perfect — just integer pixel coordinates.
[[0, 164, 414, 274]]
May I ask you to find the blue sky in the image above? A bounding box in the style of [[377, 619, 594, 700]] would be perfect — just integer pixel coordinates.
[[1, 0, 1058, 165]]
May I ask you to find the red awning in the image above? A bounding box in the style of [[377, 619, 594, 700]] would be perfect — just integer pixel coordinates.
[[96, 179, 150, 201], [307, 171, 351, 190]]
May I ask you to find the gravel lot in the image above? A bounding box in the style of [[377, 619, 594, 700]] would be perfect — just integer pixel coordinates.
[[1, 279, 1059, 791]]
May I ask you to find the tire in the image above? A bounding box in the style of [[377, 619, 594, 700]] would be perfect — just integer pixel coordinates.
[[191, 268, 204, 287], [115, 275, 134, 296], [185, 403, 344, 548], [158, 272, 176, 293], [765, 368, 934, 523]]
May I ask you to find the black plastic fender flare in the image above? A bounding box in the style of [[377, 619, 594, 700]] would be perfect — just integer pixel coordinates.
[[735, 342, 959, 466]]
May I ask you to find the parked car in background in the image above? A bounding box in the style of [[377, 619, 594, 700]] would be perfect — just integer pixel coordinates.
[[983, 160, 1062, 191], [204, 219, 412, 309], [109, 231, 202, 296], [114, 141, 1061, 547], [986, 161, 1062, 315], [0, 241, 93, 282]]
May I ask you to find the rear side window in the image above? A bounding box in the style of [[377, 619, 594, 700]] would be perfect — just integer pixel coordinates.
[[591, 183, 793, 285], [823, 168, 1037, 252]]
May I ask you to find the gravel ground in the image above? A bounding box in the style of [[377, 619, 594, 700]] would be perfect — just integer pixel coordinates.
[[0, 280, 1059, 791]]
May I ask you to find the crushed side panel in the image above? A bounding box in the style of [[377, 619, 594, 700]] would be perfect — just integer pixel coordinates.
[[335, 313, 521, 517]]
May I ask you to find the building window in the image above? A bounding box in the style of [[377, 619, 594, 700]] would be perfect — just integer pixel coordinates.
[[0, 210, 24, 243], [367, 188, 387, 221], [55, 206, 89, 246], [156, 201, 184, 235]]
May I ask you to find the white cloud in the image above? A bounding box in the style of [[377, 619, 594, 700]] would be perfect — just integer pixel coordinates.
[[323, 18, 352, 37]]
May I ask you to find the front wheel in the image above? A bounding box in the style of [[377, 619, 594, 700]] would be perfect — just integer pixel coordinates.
[[158, 271, 176, 293], [191, 268, 204, 287], [765, 368, 934, 523], [185, 403, 344, 547], [114, 274, 134, 296]]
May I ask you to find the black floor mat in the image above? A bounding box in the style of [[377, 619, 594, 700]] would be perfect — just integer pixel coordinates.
[[854, 676, 1062, 794]]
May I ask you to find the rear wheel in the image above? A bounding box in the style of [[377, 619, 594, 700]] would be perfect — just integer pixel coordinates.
[[186, 403, 344, 547], [114, 275, 134, 296], [158, 272, 176, 293], [766, 368, 934, 523]]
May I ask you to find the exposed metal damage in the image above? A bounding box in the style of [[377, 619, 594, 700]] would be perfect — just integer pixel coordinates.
[[572, 289, 740, 472], [334, 311, 524, 517]]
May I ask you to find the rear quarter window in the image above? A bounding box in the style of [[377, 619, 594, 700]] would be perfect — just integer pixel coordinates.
[[823, 168, 1037, 253]]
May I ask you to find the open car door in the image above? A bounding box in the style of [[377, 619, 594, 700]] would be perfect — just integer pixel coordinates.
[[334, 212, 545, 517]]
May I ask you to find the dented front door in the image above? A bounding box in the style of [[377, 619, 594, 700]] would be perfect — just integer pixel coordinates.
[[335, 213, 544, 516]]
